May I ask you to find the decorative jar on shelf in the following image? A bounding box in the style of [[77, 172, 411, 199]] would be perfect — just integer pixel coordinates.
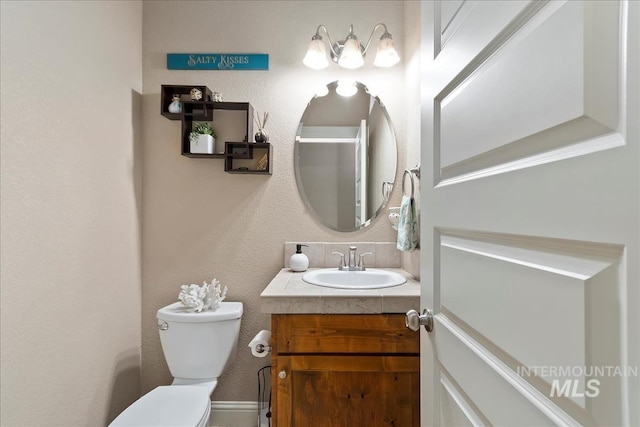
[[253, 111, 269, 143], [168, 94, 182, 114], [254, 129, 269, 143]]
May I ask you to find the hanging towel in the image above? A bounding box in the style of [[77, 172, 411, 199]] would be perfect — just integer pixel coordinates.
[[397, 195, 419, 252]]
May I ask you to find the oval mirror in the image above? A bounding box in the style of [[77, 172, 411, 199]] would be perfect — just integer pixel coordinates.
[[295, 80, 397, 231]]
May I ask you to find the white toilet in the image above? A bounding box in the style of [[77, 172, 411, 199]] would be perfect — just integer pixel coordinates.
[[110, 301, 243, 427]]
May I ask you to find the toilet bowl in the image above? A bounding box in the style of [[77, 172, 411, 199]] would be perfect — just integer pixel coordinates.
[[110, 301, 243, 427]]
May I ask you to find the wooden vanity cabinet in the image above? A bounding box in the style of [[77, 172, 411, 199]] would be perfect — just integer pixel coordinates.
[[270, 314, 420, 427]]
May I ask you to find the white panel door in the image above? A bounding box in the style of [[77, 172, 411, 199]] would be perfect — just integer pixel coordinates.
[[419, 1, 639, 425]]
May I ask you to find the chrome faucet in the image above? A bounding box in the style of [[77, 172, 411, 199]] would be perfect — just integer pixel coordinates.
[[348, 246, 357, 268], [332, 246, 373, 271]]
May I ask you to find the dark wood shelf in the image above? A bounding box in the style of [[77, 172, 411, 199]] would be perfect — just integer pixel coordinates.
[[225, 169, 272, 175], [180, 101, 254, 157], [182, 101, 214, 121], [161, 85, 212, 120], [224, 142, 272, 174], [161, 84, 271, 174], [182, 153, 225, 159]]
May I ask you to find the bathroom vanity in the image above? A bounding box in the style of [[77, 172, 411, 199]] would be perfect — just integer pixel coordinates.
[[261, 269, 420, 426]]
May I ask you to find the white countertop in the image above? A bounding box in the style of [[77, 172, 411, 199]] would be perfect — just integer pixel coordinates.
[[260, 268, 420, 314]]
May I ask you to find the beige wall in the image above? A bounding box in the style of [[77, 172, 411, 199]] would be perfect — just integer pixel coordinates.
[[0, 1, 143, 425], [402, 0, 423, 278], [141, 1, 409, 401]]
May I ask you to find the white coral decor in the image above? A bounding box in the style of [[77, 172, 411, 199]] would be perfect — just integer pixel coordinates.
[[178, 278, 227, 312]]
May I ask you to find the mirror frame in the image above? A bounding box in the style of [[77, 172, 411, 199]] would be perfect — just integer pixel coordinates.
[[294, 80, 398, 232]]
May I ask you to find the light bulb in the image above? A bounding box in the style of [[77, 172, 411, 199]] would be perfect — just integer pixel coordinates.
[[336, 79, 357, 97]]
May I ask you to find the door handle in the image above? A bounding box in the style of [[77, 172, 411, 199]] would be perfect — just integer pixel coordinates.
[[405, 309, 433, 332]]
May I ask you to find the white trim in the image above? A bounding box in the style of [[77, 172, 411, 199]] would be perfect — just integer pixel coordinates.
[[209, 401, 262, 427]]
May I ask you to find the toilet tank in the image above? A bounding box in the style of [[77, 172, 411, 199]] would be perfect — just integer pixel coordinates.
[[157, 301, 243, 381]]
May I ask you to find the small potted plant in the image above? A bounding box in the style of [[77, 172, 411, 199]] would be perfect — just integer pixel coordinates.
[[189, 122, 216, 154]]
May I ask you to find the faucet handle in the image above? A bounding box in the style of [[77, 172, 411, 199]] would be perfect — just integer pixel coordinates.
[[358, 252, 373, 269], [332, 251, 347, 269]]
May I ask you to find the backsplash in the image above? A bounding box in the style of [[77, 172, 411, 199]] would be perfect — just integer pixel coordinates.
[[284, 242, 401, 269]]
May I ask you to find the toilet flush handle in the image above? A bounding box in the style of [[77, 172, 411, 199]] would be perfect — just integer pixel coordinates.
[[157, 321, 169, 331]]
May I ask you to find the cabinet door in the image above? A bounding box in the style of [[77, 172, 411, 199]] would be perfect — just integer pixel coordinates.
[[276, 355, 419, 427]]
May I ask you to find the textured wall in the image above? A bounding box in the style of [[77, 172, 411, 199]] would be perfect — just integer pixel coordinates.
[[141, 1, 409, 402], [401, 0, 423, 278], [0, 1, 143, 425]]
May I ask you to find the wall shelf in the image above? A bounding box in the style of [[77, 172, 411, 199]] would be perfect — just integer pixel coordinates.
[[182, 152, 225, 159], [161, 85, 212, 120], [180, 101, 254, 157], [161, 85, 271, 174], [224, 142, 272, 174]]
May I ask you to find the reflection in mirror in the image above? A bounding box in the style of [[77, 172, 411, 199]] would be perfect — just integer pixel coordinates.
[[295, 80, 397, 231]]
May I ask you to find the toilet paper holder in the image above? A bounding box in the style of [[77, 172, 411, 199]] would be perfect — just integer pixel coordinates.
[[249, 329, 272, 357], [254, 343, 271, 354]]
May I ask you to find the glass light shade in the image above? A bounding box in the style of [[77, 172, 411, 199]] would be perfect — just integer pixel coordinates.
[[303, 37, 329, 69], [338, 37, 364, 69], [336, 79, 358, 97], [373, 34, 400, 67]]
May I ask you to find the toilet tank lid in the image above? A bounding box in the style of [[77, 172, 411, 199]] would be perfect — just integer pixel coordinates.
[[157, 301, 243, 323]]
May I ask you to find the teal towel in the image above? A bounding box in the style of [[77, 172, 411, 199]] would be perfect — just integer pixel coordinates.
[[397, 195, 419, 252]]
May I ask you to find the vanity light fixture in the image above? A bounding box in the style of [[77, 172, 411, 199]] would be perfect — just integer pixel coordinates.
[[303, 23, 400, 70]]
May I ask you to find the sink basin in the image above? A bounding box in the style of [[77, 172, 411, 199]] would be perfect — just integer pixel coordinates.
[[302, 269, 407, 290]]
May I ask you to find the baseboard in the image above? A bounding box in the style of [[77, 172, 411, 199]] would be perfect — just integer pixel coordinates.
[[209, 401, 263, 427]]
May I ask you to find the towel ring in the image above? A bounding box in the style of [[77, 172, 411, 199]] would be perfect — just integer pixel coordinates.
[[402, 165, 420, 198]]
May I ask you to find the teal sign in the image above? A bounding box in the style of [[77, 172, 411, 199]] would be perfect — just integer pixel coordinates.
[[167, 53, 269, 70]]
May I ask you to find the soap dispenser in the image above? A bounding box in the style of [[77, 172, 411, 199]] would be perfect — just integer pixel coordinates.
[[290, 244, 309, 272]]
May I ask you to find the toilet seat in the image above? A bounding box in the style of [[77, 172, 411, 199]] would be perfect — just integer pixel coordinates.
[[109, 385, 211, 427]]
